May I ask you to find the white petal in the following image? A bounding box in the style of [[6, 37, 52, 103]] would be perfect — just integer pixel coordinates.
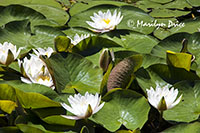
[[168, 95, 182, 109], [93, 102, 105, 114], [21, 77, 32, 84]]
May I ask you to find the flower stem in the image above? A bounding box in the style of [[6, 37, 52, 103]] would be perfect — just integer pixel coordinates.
[[159, 110, 163, 122]]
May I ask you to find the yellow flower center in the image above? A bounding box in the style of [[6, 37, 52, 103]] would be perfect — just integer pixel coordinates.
[[37, 75, 50, 82], [103, 19, 111, 24], [0, 49, 6, 53]]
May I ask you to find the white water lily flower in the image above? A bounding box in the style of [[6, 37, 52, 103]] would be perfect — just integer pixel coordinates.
[[32, 47, 54, 58], [18, 54, 54, 89], [61, 92, 105, 120], [86, 9, 123, 33], [68, 34, 90, 45], [0, 42, 23, 65], [146, 83, 182, 111]]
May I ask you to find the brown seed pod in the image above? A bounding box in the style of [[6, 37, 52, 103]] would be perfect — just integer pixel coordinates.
[[107, 55, 143, 91]]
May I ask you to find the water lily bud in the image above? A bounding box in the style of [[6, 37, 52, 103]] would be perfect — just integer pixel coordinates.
[[157, 97, 167, 111], [99, 48, 114, 72], [0, 42, 23, 66], [85, 104, 93, 118]]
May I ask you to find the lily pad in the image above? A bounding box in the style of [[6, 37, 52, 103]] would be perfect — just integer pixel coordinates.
[[136, 64, 200, 93], [0, 5, 57, 28], [72, 36, 121, 56], [186, 0, 200, 7], [0, 20, 65, 51], [101, 30, 159, 54], [0, 84, 60, 109], [0, 100, 16, 114], [24, 4, 69, 25], [150, 8, 191, 18], [164, 81, 200, 122], [42, 52, 103, 94], [70, 0, 129, 16], [162, 122, 200, 133], [91, 89, 150, 132], [42, 115, 75, 126], [150, 0, 172, 4], [0, 0, 62, 8]]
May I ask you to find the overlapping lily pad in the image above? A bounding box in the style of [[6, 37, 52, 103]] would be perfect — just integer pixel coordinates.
[[163, 81, 200, 122], [0, 20, 65, 51], [0, 5, 58, 28], [91, 89, 150, 132], [0, 84, 60, 109], [43, 52, 103, 94], [163, 122, 200, 133]]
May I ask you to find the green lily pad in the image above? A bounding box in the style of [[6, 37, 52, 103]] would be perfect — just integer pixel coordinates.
[[72, 36, 121, 56], [42, 52, 103, 94], [0, 5, 57, 28], [17, 124, 46, 133], [42, 115, 75, 126], [163, 81, 200, 122], [135, 0, 161, 12], [0, 20, 65, 51], [186, 0, 200, 7], [101, 30, 159, 54], [150, 8, 191, 18], [30, 25, 66, 49], [91, 89, 150, 132], [0, 84, 60, 109], [150, 0, 172, 4], [0, 0, 62, 8], [0, 100, 16, 114], [0, 80, 58, 100], [162, 122, 200, 133], [166, 51, 192, 71], [24, 4, 69, 25], [136, 64, 199, 93], [162, 0, 192, 9], [154, 18, 200, 40], [70, 0, 129, 16]]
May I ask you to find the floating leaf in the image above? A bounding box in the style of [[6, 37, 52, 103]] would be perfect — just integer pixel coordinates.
[[162, 122, 200, 133], [72, 36, 121, 56], [0, 100, 16, 114], [163, 81, 200, 122], [0, 20, 65, 51], [91, 89, 150, 132], [166, 50, 192, 71], [43, 53, 103, 94], [0, 5, 57, 28], [54, 36, 71, 52], [42, 115, 76, 126], [0, 84, 60, 109]]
